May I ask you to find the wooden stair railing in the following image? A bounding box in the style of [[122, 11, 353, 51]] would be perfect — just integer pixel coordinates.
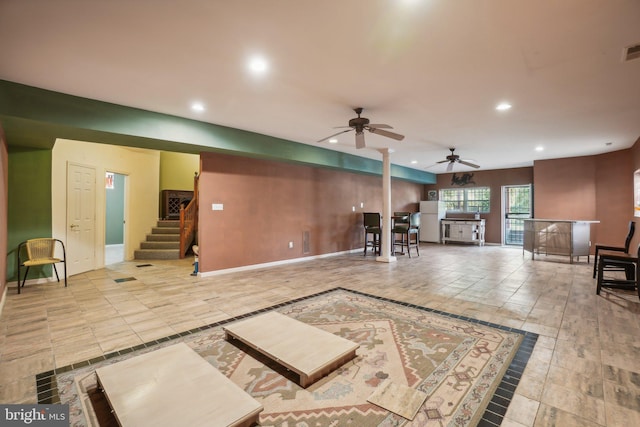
[[179, 172, 199, 259]]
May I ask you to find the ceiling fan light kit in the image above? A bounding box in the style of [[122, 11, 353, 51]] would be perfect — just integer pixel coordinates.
[[318, 108, 404, 149]]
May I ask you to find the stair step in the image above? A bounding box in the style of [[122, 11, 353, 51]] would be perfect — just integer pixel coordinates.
[[157, 220, 180, 227], [152, 226, 180, 234], [134, 249, 180, 260], [140, 241, 180, 250], [147, 234, 180, 242]]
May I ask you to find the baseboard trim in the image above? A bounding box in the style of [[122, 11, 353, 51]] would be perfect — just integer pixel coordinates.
[[4, 277, 61, 292], [199, 248, 361, 277]]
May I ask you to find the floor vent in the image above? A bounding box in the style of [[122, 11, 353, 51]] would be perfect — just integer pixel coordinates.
[[623, 43, 640, 62], [303, 230, 310, 254], [114, 277, 136, 283], [136, 264, 153, 268]]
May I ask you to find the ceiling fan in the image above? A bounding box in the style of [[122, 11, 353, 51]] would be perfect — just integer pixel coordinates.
[[437, 148, 480, 172], [317, 107, 405, 149]]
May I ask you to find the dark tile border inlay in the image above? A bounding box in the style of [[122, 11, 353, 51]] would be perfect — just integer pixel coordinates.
[[36, 286, 538, 425]]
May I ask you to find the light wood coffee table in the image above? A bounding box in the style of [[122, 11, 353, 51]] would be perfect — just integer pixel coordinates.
[[223, 311, 359, 387], [95, 343, 263, 427]]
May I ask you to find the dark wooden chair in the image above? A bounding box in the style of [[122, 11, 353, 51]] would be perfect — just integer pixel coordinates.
[[592, 221, 635, 279], [363, 212, 381, 256], [596, 243, 640, 300]]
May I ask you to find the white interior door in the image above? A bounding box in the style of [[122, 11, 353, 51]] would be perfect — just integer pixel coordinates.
[[67, 163, 96, 275]]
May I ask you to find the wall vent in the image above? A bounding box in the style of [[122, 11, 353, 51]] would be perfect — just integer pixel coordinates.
[[623, 43, 640, 62], [303, 230, 310, 254]]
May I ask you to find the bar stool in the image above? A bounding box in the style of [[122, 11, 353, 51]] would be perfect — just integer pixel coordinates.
[[393, 212, 420, 257], [363, 212, 381, 256]]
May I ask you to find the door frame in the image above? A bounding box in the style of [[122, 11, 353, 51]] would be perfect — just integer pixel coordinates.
[[501, 184, 533, 246], [105, 170, 129, 264]]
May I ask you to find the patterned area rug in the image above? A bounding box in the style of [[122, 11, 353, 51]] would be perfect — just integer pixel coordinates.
[[47, 289, 537, 426]]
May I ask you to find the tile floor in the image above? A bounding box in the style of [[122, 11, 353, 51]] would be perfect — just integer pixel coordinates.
[[104, 244, 124, 266], [1, 244, 639, 426]]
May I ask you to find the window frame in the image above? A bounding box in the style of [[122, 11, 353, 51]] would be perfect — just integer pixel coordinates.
[[439, 187, 491, 213]]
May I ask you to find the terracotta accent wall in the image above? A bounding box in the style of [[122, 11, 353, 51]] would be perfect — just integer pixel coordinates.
[[424, 167, 533, 244], [533, 156, 597, 220], [595, 150, 634, 247], [629, 137, 640, 251], [0, 125, 7, 302], [198, 152, 422, 272], [533, 150, 632, 250]]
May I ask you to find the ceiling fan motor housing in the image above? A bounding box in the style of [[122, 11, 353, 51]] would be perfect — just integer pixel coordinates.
[[349, 117, 370, 128]]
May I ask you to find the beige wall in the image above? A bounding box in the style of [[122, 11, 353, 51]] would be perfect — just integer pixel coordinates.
[[198, 152, 423, 272], [0, 126, 7, 303], [159, 151, 199, 191], [52, 139, 160, 272]]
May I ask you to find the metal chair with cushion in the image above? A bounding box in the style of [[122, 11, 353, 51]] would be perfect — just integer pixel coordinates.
[[596, 243, 640, 300], [363, 212, 382, 256], [592, 221, 635, 279], [17, 238, 67, 294]]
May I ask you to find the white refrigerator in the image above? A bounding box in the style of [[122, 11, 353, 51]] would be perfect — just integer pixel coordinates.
[[419, 201, 446, 243]]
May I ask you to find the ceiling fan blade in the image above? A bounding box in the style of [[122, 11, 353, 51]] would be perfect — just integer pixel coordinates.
[[355, 132, 365, 149], [367, 127, 405, 141], [436, 159, 449, 164], [446, 162, 454, 172], [317, 128, 353, 143], [458, 160, 480, 168], [367, 124, 393, 129]]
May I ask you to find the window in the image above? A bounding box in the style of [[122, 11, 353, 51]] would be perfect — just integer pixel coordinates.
[[440, 187, 490, 213]]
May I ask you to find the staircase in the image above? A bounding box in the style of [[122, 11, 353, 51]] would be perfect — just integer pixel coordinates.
[[134, 220, 181, 260]]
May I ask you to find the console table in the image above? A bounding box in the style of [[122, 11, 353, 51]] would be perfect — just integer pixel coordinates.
[[523, 219, 599, 263], [441, 219, 485, 246]]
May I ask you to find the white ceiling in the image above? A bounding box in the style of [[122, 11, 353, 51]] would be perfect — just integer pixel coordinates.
[[1, 0, 639, 173]]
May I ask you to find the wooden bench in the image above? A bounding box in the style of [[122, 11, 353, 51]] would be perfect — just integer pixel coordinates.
[[223, 311, 359, 387], [95, 343, 263, 427]]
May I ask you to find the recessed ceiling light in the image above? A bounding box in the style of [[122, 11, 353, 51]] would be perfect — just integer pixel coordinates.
[[411, 160, 418, 164], [191, 102, 205, 112], [535, 146, 544, 152], [496, 102, 512, 111], [248, 56, 269, 74], [328, 138, 338, 144]]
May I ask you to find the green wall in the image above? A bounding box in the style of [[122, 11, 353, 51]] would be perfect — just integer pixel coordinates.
[[0, 80, 435, 184], [105, 172, 125, 245], [7, 147, 52, 282]]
